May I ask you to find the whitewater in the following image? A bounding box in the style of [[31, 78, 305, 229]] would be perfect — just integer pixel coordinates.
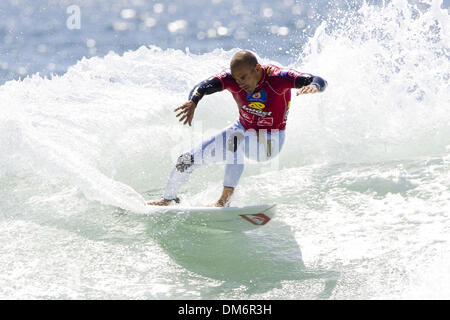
[[0, 0, 449, 299]]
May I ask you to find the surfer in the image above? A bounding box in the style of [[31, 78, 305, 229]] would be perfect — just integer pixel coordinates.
[[148, 50, 327, 207]]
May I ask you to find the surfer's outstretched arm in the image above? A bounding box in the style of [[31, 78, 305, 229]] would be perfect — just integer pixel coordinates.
[[295, 73, 327, 95], [174, 77, 223, 126], [188, 76, 223, 105]]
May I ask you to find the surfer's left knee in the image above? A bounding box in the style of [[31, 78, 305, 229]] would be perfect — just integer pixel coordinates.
[[175, 152, 194, 173]]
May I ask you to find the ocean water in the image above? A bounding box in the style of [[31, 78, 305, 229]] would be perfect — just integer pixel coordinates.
[[0, 0, 449, 299]]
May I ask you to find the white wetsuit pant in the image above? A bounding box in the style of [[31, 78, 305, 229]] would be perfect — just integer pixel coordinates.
[[163, 120, 286, 201]]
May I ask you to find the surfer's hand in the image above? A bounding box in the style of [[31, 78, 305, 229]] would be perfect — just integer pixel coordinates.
[[296, 84, 318, 95], [174, 100, 196, 126]]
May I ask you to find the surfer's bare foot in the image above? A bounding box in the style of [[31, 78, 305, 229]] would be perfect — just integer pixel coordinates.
[[214, 186, 234, 207], [206, 201, 227, 207], [147, 199, 171, 206], [217, 202, 228, 207], [147, 197, 180, 206], [205, 187, 234, 206]]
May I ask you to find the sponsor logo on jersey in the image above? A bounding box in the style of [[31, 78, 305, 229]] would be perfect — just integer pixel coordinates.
[[270, 68, 280, 76], [240, 111, 254, 123], [279, 69, 301, 78], [217, 71, 230, 79], [246, 90, 267, 103], [257, 117, 274, 126], [248, 102, 266, 110], [242, 105, 272, 117], [288, 70, 300, 77], [266, 66, 281, 76]]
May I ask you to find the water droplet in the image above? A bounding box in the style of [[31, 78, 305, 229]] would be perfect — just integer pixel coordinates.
[[86, 39, 96, 48], [120, 9, 136, 19], [167, 20, 187, 33], [153, 3, 164, 14], [262, 7, 273, 18]]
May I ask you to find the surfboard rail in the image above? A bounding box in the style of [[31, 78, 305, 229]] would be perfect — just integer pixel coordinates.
[[147, 203, 277, 232]]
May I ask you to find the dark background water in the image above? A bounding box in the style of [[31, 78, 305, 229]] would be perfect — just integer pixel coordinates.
[[1, 0, 448, 85], [0, 0, 367, 85]]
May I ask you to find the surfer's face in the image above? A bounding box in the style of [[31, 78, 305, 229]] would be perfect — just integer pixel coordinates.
[[231, 64, 262, 94]]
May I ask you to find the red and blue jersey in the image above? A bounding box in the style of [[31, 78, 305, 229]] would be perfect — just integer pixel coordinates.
[[188, 64, 327, 131], [215, 64, 304, 130]]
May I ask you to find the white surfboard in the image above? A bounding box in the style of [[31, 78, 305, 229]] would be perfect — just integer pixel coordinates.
[[149, 204, 276, 232]]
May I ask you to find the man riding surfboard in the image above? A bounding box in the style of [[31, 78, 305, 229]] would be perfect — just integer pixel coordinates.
[[148, 50, 327, 207]]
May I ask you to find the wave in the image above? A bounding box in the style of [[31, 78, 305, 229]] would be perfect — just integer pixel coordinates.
[[0, 0, 448, 211]]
